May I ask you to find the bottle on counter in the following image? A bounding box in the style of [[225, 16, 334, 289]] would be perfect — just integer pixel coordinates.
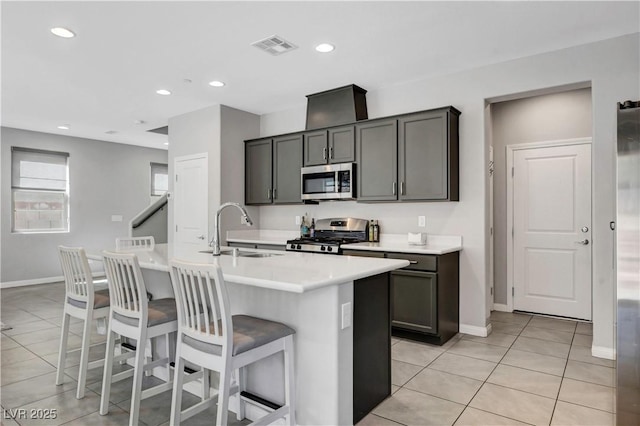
[[310, 218, 315, 238], [373, 220, 380, 242], [368, 219, 375, 242], [301, 213, 310, 237]]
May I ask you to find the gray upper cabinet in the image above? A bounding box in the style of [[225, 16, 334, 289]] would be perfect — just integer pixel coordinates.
[[245, 138, 273, 205], [398, 109, 459, 201], [356, 119, 398, 201], [273, 134, 303, 204], [303, 125, 355, 166]]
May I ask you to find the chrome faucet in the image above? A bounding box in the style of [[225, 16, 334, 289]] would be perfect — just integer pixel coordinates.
[[209, 202, 254, 256]]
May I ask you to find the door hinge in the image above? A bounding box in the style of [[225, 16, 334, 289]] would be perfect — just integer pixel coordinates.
[[512, 287, 514, 297], [175, 174, 178, 182], [176, 225, 178, 232], [511, 167, 514, 177], [490, 287, 494, 296], [511, 227, 514, 237], [490, 227, 493, 236]]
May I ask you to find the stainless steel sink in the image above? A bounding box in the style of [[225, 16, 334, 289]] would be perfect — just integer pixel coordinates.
[[198, 249, 281, 258]]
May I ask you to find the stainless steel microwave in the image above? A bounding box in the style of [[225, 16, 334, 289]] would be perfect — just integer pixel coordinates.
[[301, 163, 355, 200]]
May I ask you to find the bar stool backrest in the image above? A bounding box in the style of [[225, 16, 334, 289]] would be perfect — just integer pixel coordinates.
[[102, 251, 148, 323], [58, 246, 94, 306], [169, 260, 233, 356], [116, 236, 155, 251]]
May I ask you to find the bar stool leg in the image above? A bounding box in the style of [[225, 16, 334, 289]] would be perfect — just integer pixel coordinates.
[[284, 335, 296, 426], [169, 346, 185, 426], [236, 368, 246, 420], [100, 326, 117, 415], [129, 330, 148, 426], [216, 365, 231, 426], [76, 314, 93, 399], [202, 367, 210, 401], [56, 311, 71, 386]]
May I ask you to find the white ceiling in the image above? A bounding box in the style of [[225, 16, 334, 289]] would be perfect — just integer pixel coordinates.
[[2, 1, 638, 150]]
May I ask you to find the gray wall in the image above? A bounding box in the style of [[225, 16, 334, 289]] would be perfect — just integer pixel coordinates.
[[259, 33, 640, 353], [1, 127, 168, 284], [491, 88, 593, 305], [168, 104, 260, 245]]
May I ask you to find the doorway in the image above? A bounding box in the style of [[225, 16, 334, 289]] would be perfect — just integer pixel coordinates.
[[507, 140, 593, 320], [174, 153, 208, 245]]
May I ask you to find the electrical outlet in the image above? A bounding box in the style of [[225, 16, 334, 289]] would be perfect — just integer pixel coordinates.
[[295, 215, 301, 225], [341, 302, 352, 329], [418, 216, 426, 227]]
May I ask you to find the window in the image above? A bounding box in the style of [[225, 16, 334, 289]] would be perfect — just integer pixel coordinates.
[[11, 147, 69, 232], [150, 162, 168, 196]]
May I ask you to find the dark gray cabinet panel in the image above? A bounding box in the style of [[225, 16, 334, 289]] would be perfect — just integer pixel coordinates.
[[399, 111, 448, 200], [304, 126, 355, 166], [356, 119, 398, 201], [273, 134, 303, 204], [391, 270, 437, 334], [303, 130, 327, 166], [329, 126, 355, 163], [245, 139, 273, 205]]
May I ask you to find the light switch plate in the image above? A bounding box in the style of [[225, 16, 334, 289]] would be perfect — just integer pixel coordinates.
[[295, 215, 301, 225], [341, 302, 352, 329], [418, 216, 426, 227]]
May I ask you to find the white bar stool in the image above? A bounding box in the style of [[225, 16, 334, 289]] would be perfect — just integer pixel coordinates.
[[100, 251, 178, 426], [56, 246, 111, 399], [168, 259, 296, 426]]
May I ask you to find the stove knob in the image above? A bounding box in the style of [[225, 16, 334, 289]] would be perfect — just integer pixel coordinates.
[[321, 245, 326, 251], [296, 244, 302, 250], [290, 244, 296, 250], [327, 246, 333, 252]]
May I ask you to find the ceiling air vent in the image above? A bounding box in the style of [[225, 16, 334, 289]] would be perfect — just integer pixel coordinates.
[[251, 35, 297, 56]]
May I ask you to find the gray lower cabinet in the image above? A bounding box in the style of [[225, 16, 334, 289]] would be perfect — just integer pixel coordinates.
[[398, 109, 459, 201], [303, 125, 355, 166], [343, 249, 459, 345], [356, 119, 398, 201], [273, 134, 303, 203], [246, 134, 302, 205], [245, 138, 273, 205], [227, 242, 285, 251]]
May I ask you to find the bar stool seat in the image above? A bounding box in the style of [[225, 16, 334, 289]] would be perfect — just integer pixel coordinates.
[[66, 288, 111, 309], [168, 259, 296, 426]]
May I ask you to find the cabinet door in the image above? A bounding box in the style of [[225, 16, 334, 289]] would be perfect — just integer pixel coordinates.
[[303, 130, 328, 166], [245, 139, 273, 205], [356, 119, 398, 201], [328, 125, 355, 164], [391, 270, 437, 334], [398, 111, 449, 200], [273, 134, 303, 204]]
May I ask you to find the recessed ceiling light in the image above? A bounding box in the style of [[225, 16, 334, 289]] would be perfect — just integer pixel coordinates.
[[315, 43, 335, 53], [156, 89, 171, 96], [134, 119, 146, 125], [164, 142, 169, 146], [51, 27, 75, 38], [208, 80, 225, 87], [57, 125, 70, 130]]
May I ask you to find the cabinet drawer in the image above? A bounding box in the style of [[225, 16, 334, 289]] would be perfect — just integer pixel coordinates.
[[386, 252, 437, 271], [342, 249, 385, 258]]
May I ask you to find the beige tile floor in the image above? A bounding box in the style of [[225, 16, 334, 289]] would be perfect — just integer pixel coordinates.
[[360, 311, 616, 426], [2, 283, 616, 425]]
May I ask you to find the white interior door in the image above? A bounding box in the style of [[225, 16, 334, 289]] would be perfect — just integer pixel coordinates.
[[174, 154, 208, 245], [511, 142, 592, 320]]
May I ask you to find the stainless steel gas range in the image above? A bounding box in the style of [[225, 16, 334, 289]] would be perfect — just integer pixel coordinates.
[[286, 217, 368, 254]]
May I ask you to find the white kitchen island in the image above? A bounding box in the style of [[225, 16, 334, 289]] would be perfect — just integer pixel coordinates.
[[88, 243, 408, 425]]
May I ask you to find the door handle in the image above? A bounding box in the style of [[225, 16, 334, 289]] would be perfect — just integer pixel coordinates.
[[329, 146, 334, 159], [575, 239, 589, 245], [400, 181, 405, 195], [197, 235, 205, 240], [392, 182, 397, 195], [267, 188, 272, 200], [273, 188, 277, 200], [323, 147, 327, 160]]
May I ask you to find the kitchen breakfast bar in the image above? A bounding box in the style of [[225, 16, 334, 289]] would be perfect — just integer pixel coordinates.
[[88, 243, 409, 425]]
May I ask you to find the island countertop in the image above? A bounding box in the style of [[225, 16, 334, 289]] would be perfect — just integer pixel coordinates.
[[88, 243, 409, 294]]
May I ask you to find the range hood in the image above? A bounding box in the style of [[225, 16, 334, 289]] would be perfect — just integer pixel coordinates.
[[305, 84, 368, 130]]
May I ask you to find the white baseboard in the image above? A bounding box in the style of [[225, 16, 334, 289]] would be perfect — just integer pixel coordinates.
[[592, 345, 616, 361], [460, 323, 491, 337], [1, 272, 106, 289], [492, 303, 510, 312]]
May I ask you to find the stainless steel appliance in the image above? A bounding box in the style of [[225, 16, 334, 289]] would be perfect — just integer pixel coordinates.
[[286, 217, 368, 254], [616, 100, 640, 424], [301, 163, 355, 201]]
